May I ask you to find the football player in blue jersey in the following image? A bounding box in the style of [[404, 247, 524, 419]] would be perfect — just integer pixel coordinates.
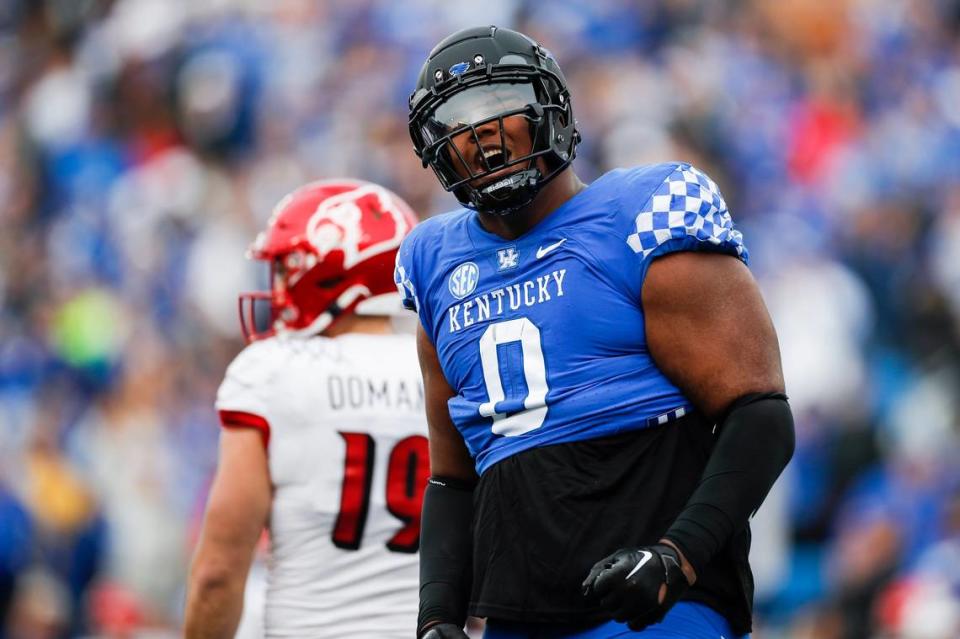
[[397, 26, 795, 639]]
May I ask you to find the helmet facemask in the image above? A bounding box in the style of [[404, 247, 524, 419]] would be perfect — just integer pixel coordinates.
[[238, 255, 311, 342], [411, 69, 578, 216], [239, 252, 374, 342]]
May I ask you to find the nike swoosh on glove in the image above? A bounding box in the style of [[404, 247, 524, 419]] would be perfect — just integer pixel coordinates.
[[420, 622, 470, 638], [581, 544, 690, 631]]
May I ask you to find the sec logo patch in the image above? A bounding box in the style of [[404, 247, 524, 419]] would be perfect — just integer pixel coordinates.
[[449, 262, 479, 299]]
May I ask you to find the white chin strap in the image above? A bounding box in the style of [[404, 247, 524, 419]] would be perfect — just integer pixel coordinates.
[[282, 284, 371, 338]]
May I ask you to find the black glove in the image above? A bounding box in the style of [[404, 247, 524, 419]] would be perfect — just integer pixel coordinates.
[[581, 544, 690, 631], [419, 622, 470, 639]]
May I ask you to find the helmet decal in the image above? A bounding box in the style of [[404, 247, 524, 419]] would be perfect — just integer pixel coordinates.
[[305, 184, 412, 269], [449, 61, 470, 76]]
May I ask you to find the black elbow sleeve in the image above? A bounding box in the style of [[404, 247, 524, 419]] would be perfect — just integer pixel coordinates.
[[418, 477, 475, 636], [664, 392, 795, 574]]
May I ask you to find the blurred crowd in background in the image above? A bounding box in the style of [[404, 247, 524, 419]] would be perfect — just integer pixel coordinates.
[[1, 0, 959, 637]]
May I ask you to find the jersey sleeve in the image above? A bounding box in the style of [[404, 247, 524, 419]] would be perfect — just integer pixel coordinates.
[[393, 244, 419, 314], [215, 340, 281, 446], [619, 162, 748, 285], [393, 224, 436, 335]]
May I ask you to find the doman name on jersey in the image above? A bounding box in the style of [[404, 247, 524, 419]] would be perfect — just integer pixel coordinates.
[[328, 375, 424, 412], [448, 268, 566, 333]]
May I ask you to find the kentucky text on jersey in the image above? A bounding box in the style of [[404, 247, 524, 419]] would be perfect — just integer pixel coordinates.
[[448, 269, 566, 333], [396, 162, 747, 474]]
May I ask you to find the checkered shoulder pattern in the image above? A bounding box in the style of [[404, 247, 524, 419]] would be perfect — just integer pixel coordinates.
[[625, 163, 746, 260]]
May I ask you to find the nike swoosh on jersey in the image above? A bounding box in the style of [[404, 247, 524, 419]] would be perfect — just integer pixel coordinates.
[[625, 550, 653, 580], [536, 238, 567, 259]]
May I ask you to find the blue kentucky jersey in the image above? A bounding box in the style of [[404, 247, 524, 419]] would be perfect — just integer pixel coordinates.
[[395, 162, 748, 474]]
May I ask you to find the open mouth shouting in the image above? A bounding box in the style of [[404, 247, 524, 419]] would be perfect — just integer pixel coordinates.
[[470, 141, 528, 187], [478, 144, 510, 171]]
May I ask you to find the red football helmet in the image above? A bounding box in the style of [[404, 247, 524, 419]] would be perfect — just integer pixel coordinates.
[[238, 179, 419, 342]]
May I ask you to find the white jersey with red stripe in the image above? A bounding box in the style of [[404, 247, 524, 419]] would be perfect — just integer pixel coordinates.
[[215, 332, 428, 638]]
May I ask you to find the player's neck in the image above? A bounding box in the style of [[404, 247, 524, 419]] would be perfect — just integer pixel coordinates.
[[323, 315, 393, 337], [478, 167, 586, 240]]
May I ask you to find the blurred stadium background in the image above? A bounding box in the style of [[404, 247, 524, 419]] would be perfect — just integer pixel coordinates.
[[1, 0, 959, 637]]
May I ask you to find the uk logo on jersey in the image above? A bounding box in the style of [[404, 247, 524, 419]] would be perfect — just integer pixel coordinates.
[[497, 247, 519, 271], [449, 262, 479, 299]]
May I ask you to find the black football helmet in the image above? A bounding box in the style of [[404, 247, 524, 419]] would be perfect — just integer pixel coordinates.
[[409, 26, 581, 215]]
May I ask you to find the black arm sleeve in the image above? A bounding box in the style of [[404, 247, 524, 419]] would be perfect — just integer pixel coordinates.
[[663, 392, 795, 575], [417, 476, 475, 637]]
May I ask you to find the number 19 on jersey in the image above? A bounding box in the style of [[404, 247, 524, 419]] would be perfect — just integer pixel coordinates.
[[332, 432, 430, 553]]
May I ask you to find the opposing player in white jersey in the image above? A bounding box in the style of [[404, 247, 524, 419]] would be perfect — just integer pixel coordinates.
[[184, 179, 428, 638]]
